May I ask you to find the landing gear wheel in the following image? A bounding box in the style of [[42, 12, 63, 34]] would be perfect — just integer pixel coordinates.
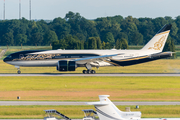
[[83, 70, 87, 74], [17, 70, 21, 74], [87, 70, 91, 74], [91, 70, 96, 74]]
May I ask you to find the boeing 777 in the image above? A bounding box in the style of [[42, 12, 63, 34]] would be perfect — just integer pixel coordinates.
[[3, 24, 173, 74]]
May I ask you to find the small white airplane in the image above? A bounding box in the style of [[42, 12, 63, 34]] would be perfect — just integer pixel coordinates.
[[3, 24, 173, 74]]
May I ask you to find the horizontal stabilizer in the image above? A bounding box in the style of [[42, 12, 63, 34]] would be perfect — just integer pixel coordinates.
[[86, 101, 109, 106]]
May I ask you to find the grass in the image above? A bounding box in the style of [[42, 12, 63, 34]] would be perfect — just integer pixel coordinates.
[[0, 46, 52, 50], [0, 76, 179, 101], [0, 105, 179, 118]]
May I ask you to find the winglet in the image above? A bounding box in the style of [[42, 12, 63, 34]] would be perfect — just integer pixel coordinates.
[[156, 24, 172, 34]]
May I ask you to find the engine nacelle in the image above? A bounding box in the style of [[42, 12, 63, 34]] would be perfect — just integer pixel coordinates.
[[57, 60, 76, 71]]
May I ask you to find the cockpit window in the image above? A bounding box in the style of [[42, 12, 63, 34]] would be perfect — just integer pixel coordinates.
[[7, 55, 12, 58]]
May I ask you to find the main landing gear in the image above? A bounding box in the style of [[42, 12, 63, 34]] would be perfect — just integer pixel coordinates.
[[15, 66, 21, 74], [82, 69, 96, 74], [82, 63, 96, 74]]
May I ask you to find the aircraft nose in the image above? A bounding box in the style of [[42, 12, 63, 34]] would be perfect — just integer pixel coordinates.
[[3, 56, 11, 62], [3, 57, 7, 62]]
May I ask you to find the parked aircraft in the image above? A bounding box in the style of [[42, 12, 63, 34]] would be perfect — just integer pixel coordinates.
[[3, 24, 172, 74]]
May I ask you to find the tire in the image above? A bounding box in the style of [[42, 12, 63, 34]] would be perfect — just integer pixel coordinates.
[[83, 70, 87, 74], [87, 70, 91, 74], [17, 71, 21, 74], [91, 70, 96, 74]]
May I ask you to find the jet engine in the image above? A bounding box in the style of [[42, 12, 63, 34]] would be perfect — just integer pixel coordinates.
[[57, 60, 77, 71]]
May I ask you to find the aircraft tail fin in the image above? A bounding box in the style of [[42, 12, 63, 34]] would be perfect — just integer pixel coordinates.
[[87, 95, 141, 120], [141, 24, 172, 52], [87, 95, 123, 120]]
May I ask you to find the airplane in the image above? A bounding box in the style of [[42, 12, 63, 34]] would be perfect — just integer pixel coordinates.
[[3, 24, 173, 74]]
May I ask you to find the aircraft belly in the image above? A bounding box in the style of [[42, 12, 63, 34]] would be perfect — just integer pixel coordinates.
[[6, 60, 58, 67]]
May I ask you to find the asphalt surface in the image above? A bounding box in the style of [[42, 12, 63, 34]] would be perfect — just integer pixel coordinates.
[[0, 73, 180, 76], [0, 119, 81, 120], [0, 119, 179, 120], [1, 101, 180, 106], [0, 117, 178, 120]]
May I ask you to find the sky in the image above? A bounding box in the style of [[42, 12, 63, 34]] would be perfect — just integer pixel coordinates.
[[0, 0, 180, 20]]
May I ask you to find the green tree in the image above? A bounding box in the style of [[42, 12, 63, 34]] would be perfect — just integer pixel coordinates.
[[163, 39, 176, 58], [2, 32, 14, 46], [52, 40, 60, 50], [102, 41, 106, 49], [88, 37, 97, 49], [31, 32, 43, 46], [131, 32, 143, 46], [59, 35, 82, 49], [96, 37, 102, 49], [44, 30, 58, 45], [115, 32, 128, 42], [103, 32, 115, 44], [15, 34, 27, 46], [116, 38, 128, 49], [115, 39, 120, 49]]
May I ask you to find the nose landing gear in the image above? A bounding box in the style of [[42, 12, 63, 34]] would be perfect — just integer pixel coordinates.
[[15, 66, 21, 74]]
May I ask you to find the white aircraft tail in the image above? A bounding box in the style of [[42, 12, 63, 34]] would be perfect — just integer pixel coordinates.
[[87, 95, 141, 120], [141, 24, 172, 52]]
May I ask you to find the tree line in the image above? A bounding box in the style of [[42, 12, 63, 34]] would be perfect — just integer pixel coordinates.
[[0, 11, 178, 52]]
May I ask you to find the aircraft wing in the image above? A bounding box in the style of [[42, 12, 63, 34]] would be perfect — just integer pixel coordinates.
[[74, 53, 123, 63]]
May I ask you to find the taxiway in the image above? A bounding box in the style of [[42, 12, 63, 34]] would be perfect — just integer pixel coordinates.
[[0, 101, 180, 106]]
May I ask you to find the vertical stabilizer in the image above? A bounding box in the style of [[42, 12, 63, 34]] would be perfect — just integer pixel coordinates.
[[141, 24, 172, 52], [87, 95, 124, 120], [87, 95, 141, 120]]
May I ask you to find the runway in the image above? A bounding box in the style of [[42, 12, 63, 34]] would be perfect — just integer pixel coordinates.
[[1, 101, 180, 106], [0, 73, 180, 76], [0, 119, 179, 120]]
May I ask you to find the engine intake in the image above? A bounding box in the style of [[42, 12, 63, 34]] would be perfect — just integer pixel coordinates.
[[57, 60, 76, 71]]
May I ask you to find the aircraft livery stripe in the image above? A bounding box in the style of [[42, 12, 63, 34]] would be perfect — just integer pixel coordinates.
[[156, 30, 170, 36], [111, 56, 149, 62], [95, 107, 122, 120], [104, 60, 120, 66]]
